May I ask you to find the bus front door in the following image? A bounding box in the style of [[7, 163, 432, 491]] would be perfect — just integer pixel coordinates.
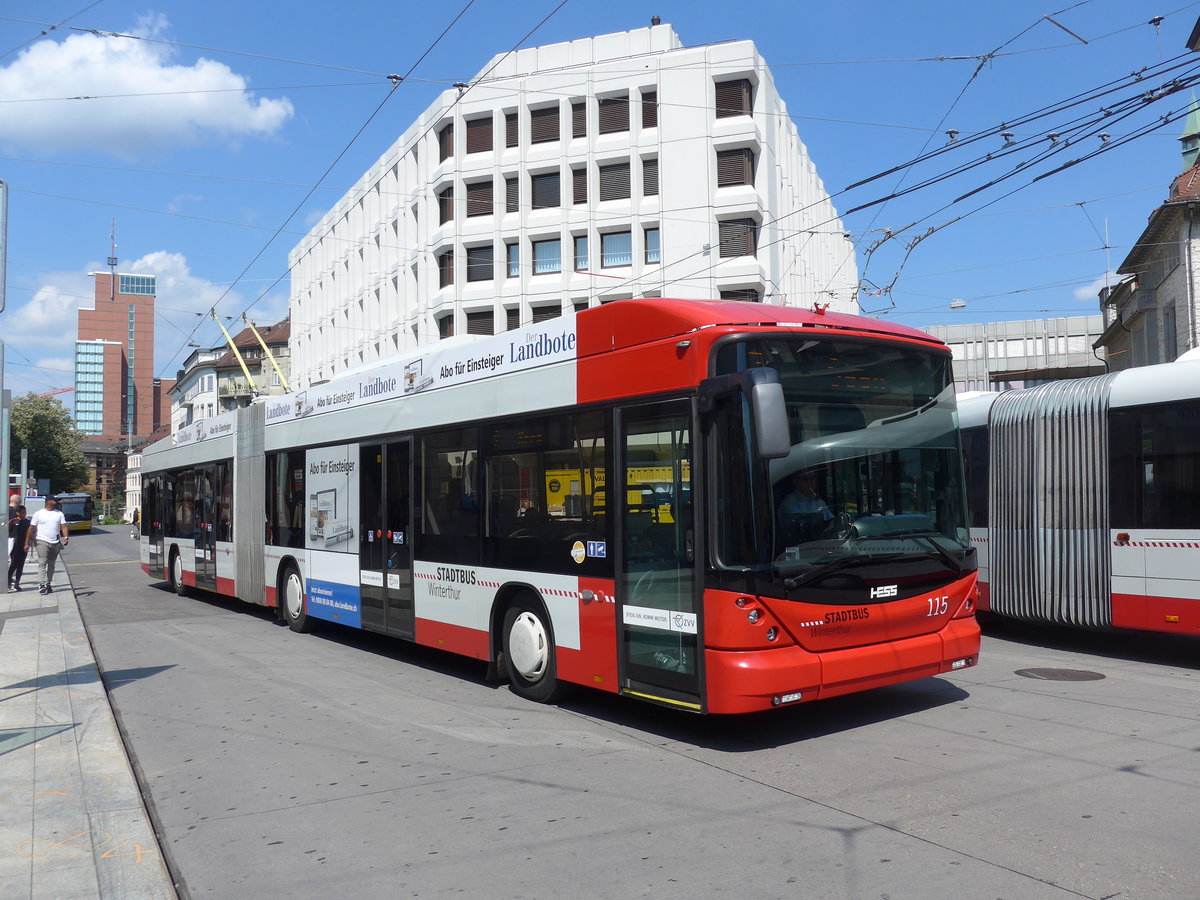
[[618, 401, 701, 709], [359, 442, 414, 639]]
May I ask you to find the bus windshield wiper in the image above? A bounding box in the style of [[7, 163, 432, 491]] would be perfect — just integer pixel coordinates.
[[856, 532, 965, 575], [781, 552, 906, 591]]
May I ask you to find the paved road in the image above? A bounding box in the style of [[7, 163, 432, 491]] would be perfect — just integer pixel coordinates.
[[69, 528, 1200, 899]]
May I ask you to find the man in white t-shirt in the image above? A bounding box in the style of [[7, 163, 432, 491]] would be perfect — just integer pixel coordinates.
[[26, 496, 69, 594]]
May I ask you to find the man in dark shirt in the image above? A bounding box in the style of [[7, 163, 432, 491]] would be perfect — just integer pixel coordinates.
[[8, 505, 31, 592]]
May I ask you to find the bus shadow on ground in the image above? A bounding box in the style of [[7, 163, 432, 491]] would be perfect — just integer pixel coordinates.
[[978, 612, 1200, 671], [160, 584, 970, 749], [561, 677, 970, 751]]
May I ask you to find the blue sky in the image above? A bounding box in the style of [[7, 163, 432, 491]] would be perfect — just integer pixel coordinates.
[[1, 0, 1198, 400]]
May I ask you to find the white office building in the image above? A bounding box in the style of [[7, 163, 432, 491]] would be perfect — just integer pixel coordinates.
[[922, 316, 1107, 393], [288, 23, 859, 387]]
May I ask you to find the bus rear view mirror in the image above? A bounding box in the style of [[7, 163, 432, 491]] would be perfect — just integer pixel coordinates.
[[699, 367, 790, 459], [751, 379, 790, 459]]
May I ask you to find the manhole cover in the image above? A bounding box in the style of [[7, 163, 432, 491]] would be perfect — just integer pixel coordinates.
[[1014, 668, 1105, 681]]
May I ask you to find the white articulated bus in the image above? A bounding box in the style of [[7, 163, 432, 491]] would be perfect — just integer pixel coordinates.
[[959, 357, 1200, 635]]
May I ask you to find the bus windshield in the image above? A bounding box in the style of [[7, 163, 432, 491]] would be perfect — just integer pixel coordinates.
[[55, 494, 93, 524], [713, 336, 973, 601]]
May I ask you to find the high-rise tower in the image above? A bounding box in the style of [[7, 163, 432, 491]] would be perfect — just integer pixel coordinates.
[[74, 231, 169, 442]]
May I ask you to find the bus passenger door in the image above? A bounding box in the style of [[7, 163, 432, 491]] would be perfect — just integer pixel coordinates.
[[384, 440, 414, 639], [359, 445, 386, 632], [618, 401, 701, 708], [359, 441, 414, 638], [146, 474, 165, 578], [194, 465, 217, 591]]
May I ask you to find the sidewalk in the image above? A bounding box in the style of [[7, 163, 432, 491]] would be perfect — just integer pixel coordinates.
[[0, 554, 177, 899]]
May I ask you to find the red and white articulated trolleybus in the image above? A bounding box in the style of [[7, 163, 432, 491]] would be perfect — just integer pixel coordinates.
[[139, 299, 979, 714], [958, 357, 1200, 636]]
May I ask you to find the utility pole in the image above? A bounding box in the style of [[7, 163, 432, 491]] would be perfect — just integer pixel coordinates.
[[1, 181, 8, 497]]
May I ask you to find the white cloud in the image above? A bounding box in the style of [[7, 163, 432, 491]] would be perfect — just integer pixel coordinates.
[[1074, 273, 1119, 302], [0, 14, 293, 157], [2, 251, 293, 397], [4, 274, 96, 356], [122, 251, 290, 378]]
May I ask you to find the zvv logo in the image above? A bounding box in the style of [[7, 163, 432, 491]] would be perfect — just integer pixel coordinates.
[[869, 584, 898, 599]]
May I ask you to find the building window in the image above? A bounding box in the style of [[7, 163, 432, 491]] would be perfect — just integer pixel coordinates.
[[118, 277, 156, 297], [531, 305, 561, 323], [466, 245, 494, 282], [437, 315, 454, 340], [505, 176, 519, 213], [118, 274, 156, 295], [719, 219, 758, 258], [644, 228, 660, 264], [598, 162, 631, 201], [574, 235, 589, 271], [598, 95, 630, 134], [601, 231, 632, 267], [572, 167, 587, 205], [532, 239, 562, 274], [437, 185, 454, 224], [642, 157, 659, 196], [437, 250, 454, 288], [466, 179, 493, 217], [438, 122, 454, 161], [641, 90, 658, 129], [465, 310, 494, 335], [506, 242, 520, 278], [716, 148, 755, 187], [571, 100, 586, 138], [719, 288, 761, 303], [530, 105, 559, 144], [531, 171, 561, 209], [715, 78, 753, 118], [506, 308, 520, 331], [505, 112, 518, 148], [465, 116, 492, 154]]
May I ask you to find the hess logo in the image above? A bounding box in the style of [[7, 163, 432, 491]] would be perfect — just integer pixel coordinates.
[[869, 584, 898, 599]]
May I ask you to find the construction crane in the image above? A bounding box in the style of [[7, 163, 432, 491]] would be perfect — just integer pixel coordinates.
[[38, 387, 74, 397]]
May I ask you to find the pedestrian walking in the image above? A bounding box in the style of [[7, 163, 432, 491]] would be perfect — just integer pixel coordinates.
[[8, 505, 31, 592], [25, 496, 68, 594]]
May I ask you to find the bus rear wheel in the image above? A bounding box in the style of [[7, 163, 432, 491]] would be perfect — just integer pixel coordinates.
[[281, 564, 314, 633], [502, 600, 567, 703], [169, 550, 188, 597]]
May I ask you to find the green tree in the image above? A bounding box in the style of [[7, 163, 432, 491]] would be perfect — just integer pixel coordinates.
[[9, 393, 91, 493]]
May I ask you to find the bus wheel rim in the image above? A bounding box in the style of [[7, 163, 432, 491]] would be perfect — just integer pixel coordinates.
[[173, 554, 182, 586], [286, 573, 303, 619], [509, 611, 548, 681]]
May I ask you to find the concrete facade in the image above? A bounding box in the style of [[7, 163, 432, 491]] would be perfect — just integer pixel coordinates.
[[922, 316, 1107, 392], [1095, 177, 1200, 369], [1095, 102, 1200, 368], [288, 24, 859, 388]]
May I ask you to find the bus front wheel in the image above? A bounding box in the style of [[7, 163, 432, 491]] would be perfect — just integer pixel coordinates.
[[282, 565, 314, 633], [502, 600, 567, 704]]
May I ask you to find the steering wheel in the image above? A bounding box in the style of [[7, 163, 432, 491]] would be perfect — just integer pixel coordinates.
[[823, 511, 855, 541]]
